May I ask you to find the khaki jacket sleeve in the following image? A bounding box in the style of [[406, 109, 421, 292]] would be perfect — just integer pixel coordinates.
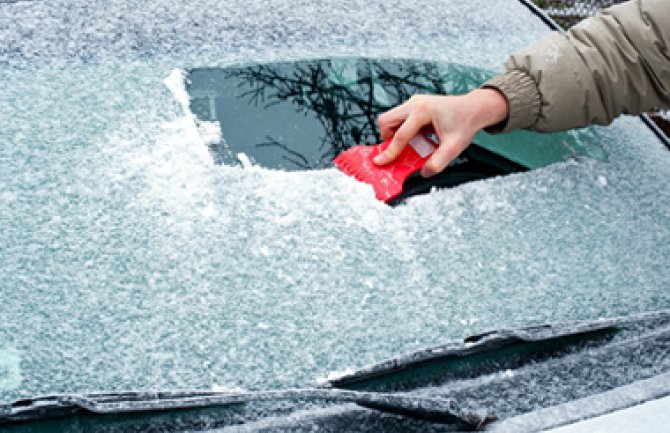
[[483, 0, 670, 133]]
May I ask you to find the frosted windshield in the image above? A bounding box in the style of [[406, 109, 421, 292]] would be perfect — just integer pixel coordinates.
[[0, 0, 668, 423]]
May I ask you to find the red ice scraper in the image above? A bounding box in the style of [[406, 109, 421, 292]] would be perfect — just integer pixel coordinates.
[[334, 135, 438, 203]]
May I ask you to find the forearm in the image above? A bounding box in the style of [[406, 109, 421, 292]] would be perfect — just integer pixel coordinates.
[[483, 0, 670, 133]]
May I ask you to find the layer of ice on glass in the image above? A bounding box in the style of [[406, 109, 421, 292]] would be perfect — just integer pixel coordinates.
[[0, 0, 668, 418]]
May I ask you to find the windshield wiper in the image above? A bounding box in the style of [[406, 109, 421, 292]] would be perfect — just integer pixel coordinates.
[[0, 387, 493, 431], [330, 316, 625, 391], [6, 311, 667, 431]]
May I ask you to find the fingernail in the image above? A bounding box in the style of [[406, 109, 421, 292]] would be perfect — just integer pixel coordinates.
[[374, 153, 388, 165]]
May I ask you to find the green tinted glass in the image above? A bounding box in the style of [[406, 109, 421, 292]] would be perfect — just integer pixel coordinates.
[[187, 57, 604, 173]]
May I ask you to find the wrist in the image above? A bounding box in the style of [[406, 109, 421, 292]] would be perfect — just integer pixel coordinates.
[[466, 88, 510, 130]]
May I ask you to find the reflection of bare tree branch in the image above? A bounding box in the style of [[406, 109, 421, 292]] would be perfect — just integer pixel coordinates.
[[257, 136, 310, 169], [227, 59, 491, 169]]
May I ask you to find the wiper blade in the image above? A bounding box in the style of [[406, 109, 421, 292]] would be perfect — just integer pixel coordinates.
[[1, 388, 492, 431], [328, 313, 649, 391], [9, 311, 667, 430]]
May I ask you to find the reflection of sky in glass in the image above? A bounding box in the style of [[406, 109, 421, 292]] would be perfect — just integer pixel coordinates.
[[328, 59, 358, 87], [0, 0, 668, 420]]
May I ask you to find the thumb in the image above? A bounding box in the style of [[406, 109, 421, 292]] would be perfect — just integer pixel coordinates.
[[420, 135, 472, 178]]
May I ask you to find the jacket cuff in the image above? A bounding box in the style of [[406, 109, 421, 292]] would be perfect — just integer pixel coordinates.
[[482, 70, 542, 133]]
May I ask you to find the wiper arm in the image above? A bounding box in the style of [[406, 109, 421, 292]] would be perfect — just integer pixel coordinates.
[[1, 388, 493, 431], [11, 312, 661, 430]]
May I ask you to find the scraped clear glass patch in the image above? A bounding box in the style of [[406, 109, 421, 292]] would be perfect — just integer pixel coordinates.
[[186, 57, 605, 174]]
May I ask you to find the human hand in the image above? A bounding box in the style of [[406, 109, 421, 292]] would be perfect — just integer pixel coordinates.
[[374, 89, 509, 177]]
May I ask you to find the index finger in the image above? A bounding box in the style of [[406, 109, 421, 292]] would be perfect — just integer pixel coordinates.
[[377, 102, 412, 141], [374, 109, 430, 166]]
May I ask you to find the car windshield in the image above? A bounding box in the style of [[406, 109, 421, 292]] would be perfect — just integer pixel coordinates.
[[1, 0, 669, 430]]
